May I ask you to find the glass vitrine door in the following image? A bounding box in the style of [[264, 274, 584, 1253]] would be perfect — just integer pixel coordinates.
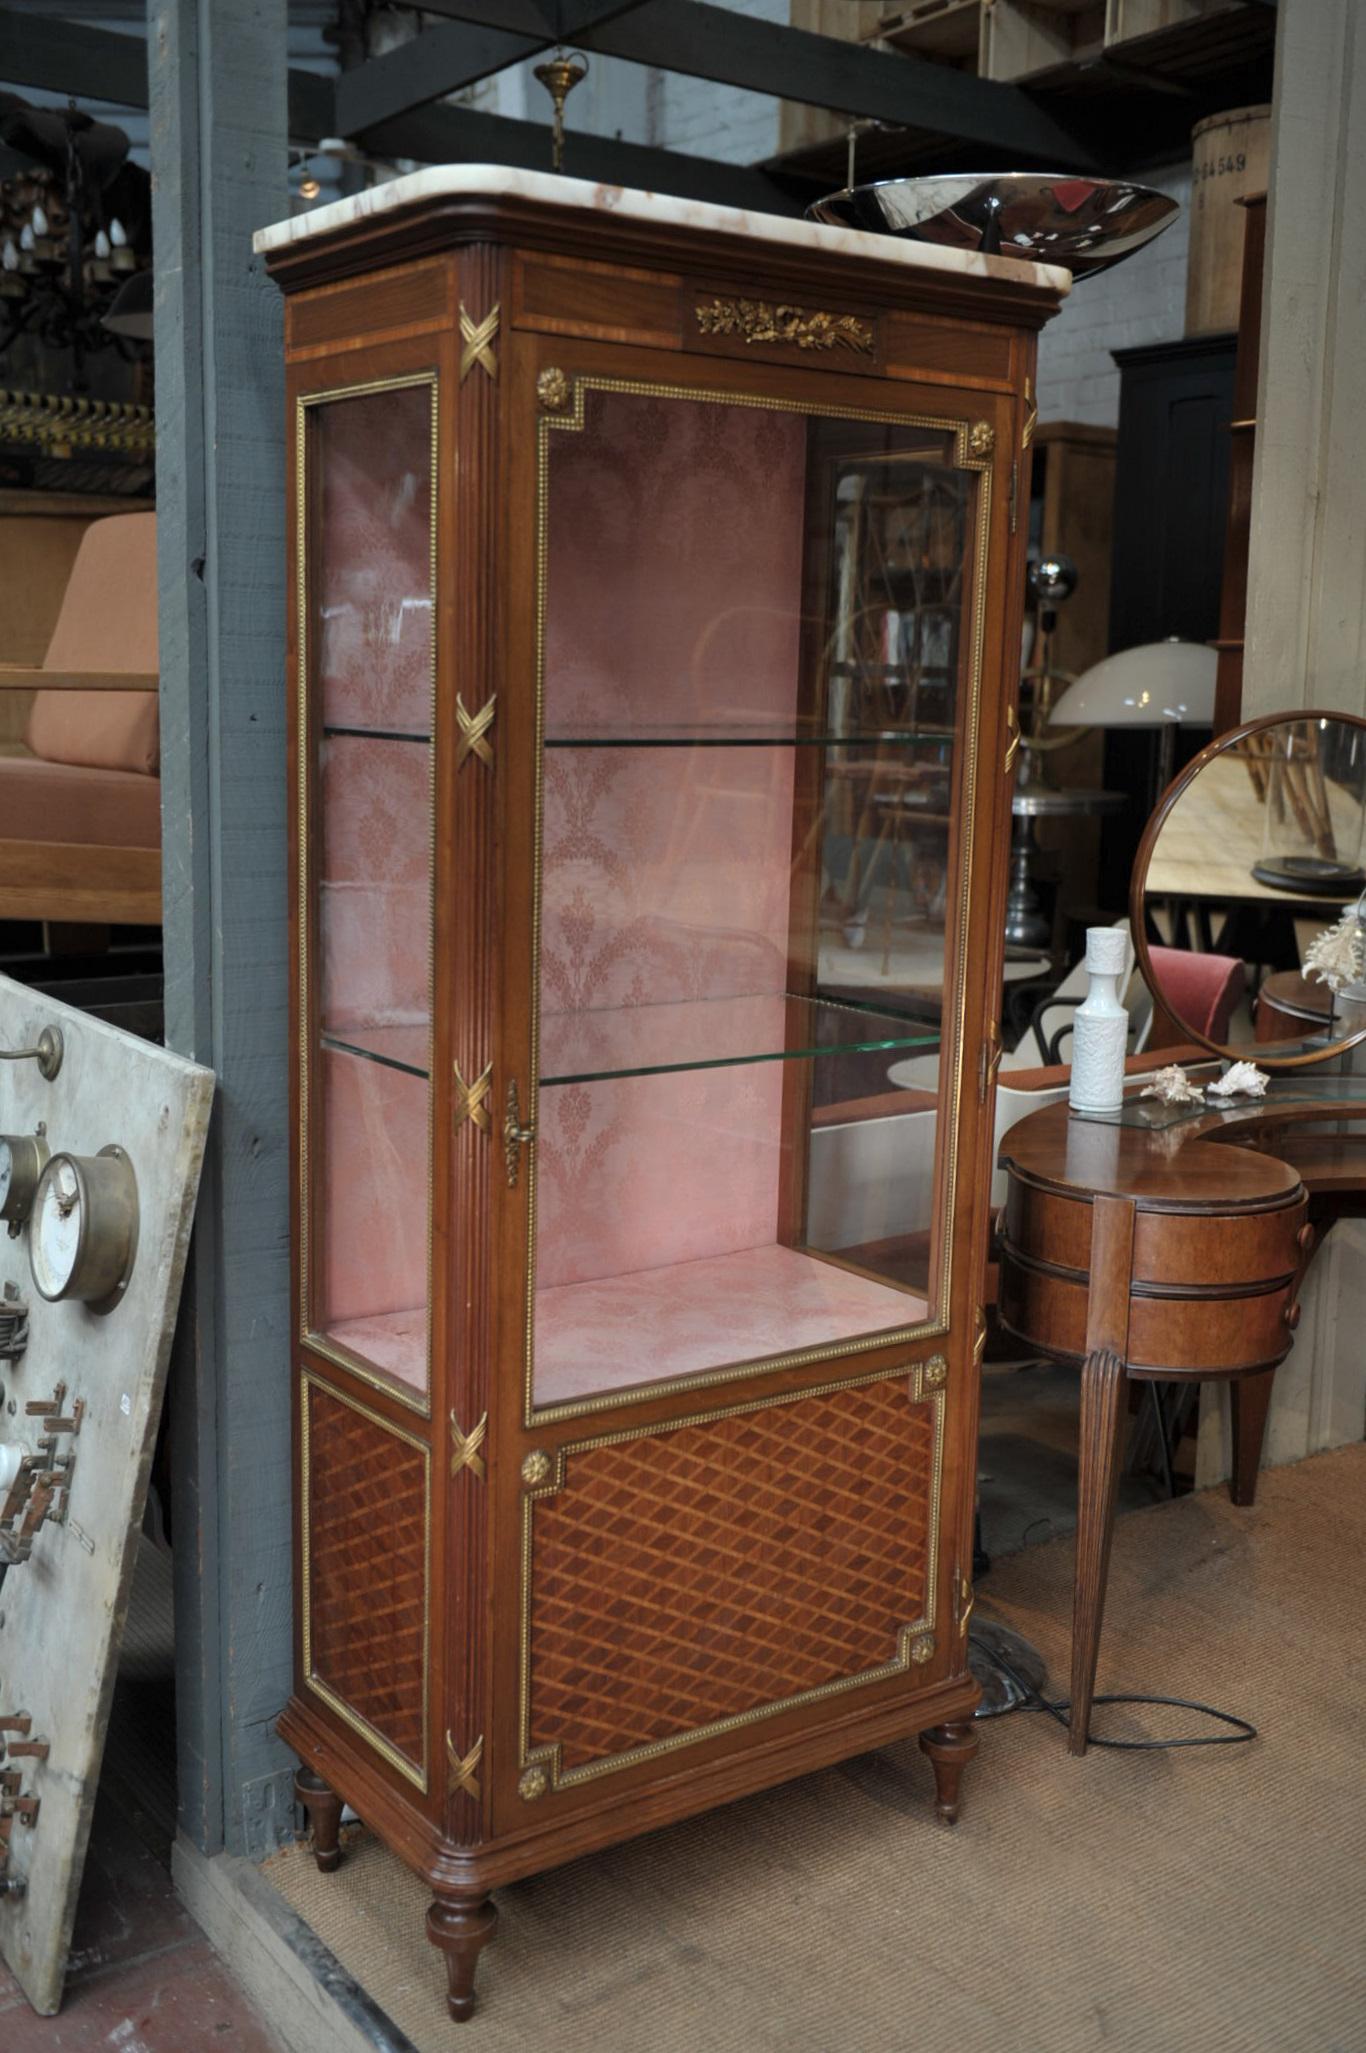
[[301, 375, 437, 1406], [526, 376, 989, 1412]]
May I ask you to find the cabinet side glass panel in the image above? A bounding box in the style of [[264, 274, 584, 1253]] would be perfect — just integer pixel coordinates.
[[530, 384, 980, 1410], [306, 381, 435, 1402]]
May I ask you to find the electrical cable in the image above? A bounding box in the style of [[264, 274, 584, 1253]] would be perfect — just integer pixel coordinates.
[[975, 1636, 1258, 1752]]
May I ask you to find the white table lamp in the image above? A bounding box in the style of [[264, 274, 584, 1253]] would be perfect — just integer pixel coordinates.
[[1050, 637, 1217, 789]]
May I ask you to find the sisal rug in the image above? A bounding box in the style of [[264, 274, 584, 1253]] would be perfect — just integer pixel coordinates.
[[263, 1444, 1366, 2053]]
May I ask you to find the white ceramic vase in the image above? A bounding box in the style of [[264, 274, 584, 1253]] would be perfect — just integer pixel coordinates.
[[1069, 927, 1129, 1114]]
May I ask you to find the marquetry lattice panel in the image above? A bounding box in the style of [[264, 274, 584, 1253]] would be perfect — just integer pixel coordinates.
[[306, 1379, 428, 1776], [528, 1378, 936, 1770]]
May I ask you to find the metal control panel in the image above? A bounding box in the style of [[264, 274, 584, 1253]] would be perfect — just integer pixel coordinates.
[[0, 977, 212, 2015]]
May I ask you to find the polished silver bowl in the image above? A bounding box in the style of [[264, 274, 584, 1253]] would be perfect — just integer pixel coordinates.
[[807, 174, 1179, 279]]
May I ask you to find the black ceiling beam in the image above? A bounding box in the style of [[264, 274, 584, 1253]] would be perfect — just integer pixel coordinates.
[[369, 0, 1098, 170], [335, 22, 538, 136], [0, 6, 149, 109], [412, 1, 650, 38], [0, 6, 337, 145], [359, 95, 804, 217], [586, 2, 1095, 167], [334, 2, 651, 139], [288, 69, 337, 146], [548, 0, 656, 34]]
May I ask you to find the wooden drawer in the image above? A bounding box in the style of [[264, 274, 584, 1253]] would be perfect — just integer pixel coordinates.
[[998, 1251, 1301, 1374], [1003, 1179, 1306, 1289]]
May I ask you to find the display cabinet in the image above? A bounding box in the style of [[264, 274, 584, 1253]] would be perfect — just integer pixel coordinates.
[[257, 169, 1064, 2022]]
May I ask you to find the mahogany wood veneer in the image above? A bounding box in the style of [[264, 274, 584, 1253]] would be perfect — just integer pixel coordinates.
[[262, 170, 1064, 2021]]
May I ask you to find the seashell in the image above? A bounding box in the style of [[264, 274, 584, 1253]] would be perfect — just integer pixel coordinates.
[[1303, 906, 1366, 994], [1139, 1064, 1205, 1106], [1206, 1060, 1269, 1100]]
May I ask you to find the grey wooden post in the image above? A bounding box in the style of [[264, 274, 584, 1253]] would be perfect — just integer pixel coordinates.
[[147, 0, 294, 1858]]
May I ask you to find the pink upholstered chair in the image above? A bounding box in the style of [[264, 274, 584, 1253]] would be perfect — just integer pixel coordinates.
[[1147, 944, 1245, 1047], [0, 512, 160, 926]]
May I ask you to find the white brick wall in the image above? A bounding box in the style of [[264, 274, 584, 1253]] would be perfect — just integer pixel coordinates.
[[1035, 162, 1193, 428], [655, 0, 786, 164]]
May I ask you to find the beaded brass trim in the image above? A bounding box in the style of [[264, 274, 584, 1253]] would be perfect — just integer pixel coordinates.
[[517, 1357, 946, 1795], [525, 371, 993, 1425], [295, 371, 438, 1419]]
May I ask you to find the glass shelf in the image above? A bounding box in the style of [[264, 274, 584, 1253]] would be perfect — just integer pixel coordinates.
[[543, 723, 957, 749], [320, 1025, 430, 1079], [320, 995, 939, 1089], [540, 992, 939, 1087], [1073, 1067, 1366, 1130], [322, 724, 430, 744], [323, 722, 959, 748]]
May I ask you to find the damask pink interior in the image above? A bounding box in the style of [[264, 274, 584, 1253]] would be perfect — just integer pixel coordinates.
[[316, 384, 433, 734], [313, 388, 435, 1396], [536, 1243, 926, 1405], [317, 1048, 429, 1383], [532, 389, 920, 1401], [310, 383, 943, 1404]]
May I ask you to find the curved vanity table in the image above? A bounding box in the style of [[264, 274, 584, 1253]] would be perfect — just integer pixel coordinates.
[[997, 710, 1366, 1753]]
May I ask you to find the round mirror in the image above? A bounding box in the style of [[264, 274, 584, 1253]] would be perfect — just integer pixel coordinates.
[[1131, 710, 1366, 1068]]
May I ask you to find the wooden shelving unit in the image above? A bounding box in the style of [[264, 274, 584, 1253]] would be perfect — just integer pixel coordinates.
[[769, 0, 1275, 194], [870, 0, 1255, 86]]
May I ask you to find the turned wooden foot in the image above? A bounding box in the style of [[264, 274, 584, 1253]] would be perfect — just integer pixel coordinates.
[[1229, 1367, 1276, 1507], [919, 1719, 979, 1825], [427, 1894, 499, 2023], [295, 1769, 344, 1873]]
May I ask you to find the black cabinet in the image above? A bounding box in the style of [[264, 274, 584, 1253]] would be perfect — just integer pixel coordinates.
[[1100, 334, 1236, 911]]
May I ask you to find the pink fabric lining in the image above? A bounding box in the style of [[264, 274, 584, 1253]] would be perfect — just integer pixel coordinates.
[[536, 391, 808, 1339], [311, 381, 436, 1393], [316, 1047, 429, 1361], [536, 1059, 787, 1290], [316, 385, 433, 733], [535, 1241, 925, 1405], [327, 1308, 428, 1394]]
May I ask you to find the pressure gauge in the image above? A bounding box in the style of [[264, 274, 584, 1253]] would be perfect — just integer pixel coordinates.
[[29, 1146, 139, 1311], [0, 1133, 49, 1234]]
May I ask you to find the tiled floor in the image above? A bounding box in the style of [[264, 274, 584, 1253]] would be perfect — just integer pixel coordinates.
[[0, 1794, 284, 2053]]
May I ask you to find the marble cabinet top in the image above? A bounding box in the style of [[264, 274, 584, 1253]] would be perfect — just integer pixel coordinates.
[[253, 162, 1072, 297]]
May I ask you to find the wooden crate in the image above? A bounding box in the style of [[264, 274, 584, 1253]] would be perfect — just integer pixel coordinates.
[[1105, 0, 1244, 44], [779, 1, 867, 158], [875, 0, 1105, 81], [982, 0, 1103, 80], [872, 0, 981, 63]]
